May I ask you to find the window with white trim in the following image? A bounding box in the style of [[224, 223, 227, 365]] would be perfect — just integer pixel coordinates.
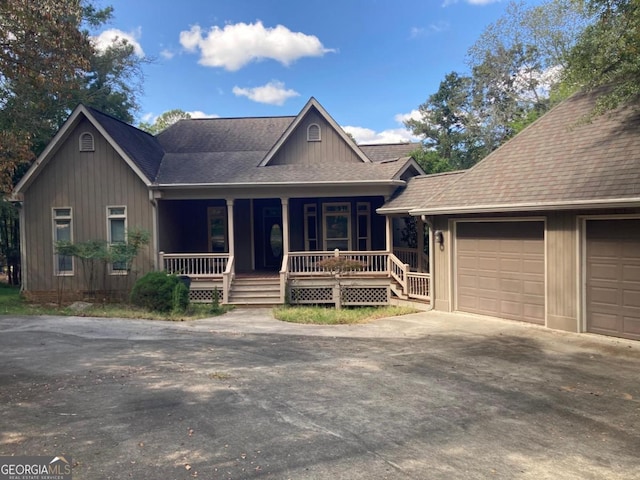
[[356, 202, 371, 250], [53, 208, 73, 275], [108, 206, 127, 273], [307, 123, 321, 142], [323, 203, 351, 251], [79, 132, 95, 152], [304, 204, 318, 250]]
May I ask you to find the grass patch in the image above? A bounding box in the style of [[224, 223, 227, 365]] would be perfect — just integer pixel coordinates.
[[0, 283, 233, 320], [273, 305, 419, 325]]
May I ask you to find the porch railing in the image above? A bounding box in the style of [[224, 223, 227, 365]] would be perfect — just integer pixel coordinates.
[[159, 250, 430, 304], [407, 272, 430, 301], [160, 252, 229, 277], [288, 250, 389, 276]]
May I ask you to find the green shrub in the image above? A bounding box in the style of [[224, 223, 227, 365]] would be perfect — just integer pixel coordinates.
[[130, 271, 189, 313]]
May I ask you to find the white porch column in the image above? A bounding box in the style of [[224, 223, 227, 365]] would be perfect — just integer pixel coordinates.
[[281, 197, 290, 255], [226, 199, 235, 257], [385, 216, 393, 253], [417, 216, 425, 272]]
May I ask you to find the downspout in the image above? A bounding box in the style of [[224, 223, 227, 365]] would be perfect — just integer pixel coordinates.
[[16, 201, 26, 292], [149, 191, 159, 270], [422, 215, 435, 311]]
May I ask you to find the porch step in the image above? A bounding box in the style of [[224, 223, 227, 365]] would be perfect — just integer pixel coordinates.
[[228, 277, 282, 305], [389, 280, 408, 300]]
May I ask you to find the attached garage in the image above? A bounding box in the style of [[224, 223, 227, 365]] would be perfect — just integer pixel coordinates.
[[455, 221, 545, 324], [586, 219, 640, 341]]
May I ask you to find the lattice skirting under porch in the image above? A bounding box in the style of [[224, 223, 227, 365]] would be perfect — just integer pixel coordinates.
[[289, 286, 389, 306], [189, 287, 224, 304]]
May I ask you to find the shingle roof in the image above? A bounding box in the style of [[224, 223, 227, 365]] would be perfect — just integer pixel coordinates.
[[379, 171, 466, 213], [153, 115, 417, 185], [155, 154, 411, 185], [411, 88, 640, 214], [359, 143, 420, 162], [156, 116, 295, 154], [87, 107, 164, 182]]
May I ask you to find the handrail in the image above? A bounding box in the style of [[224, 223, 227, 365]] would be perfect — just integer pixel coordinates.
[[279, 253, 289, 303], [222, 255, 235, 305], [388, 253, 409, 295]]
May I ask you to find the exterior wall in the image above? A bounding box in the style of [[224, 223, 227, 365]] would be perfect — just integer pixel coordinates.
[[268, 109, 363, 166], [234, 199, 252, 271], [22, 118, 154, 297], [546, 212, 579, 332], [432, 216, 452, 312], [158, 199, 226, 253]]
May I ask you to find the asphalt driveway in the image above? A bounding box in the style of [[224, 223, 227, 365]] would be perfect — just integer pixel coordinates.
[[0, 310, 639, 479]]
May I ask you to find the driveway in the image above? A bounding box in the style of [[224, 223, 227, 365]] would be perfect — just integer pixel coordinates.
[[0, 310, 638, 479]]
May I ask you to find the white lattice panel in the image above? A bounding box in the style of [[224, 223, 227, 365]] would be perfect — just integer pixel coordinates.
[[290, 287, 333, 304], [190, 288, 224, 304], [342, 287, 389, 305]]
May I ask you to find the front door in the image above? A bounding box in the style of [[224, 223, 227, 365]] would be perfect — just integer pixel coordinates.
[[255, 200, 283, 270]]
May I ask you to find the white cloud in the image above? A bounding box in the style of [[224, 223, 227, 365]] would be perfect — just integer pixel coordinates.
[[411, 21, 450, 37], [179, 21, 334, 71], [232, 81, 300, 106], [395, 110, 422, 124], [92, 28, 145, 57], [160, 49, 175, 60], [343, 109, 423, 145], [186, 110, 219, 119]]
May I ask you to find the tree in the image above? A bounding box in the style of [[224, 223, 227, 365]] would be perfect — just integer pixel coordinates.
[[0, 1, 146, 286], [139, 109, 192, 134], [562, 0, 640, 112], [405, 72, 481, 171]]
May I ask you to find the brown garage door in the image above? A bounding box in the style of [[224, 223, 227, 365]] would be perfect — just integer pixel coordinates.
[[586, 219, 640, 340], [456, 221, 545, 324]]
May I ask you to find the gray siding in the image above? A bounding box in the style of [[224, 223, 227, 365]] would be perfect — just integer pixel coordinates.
[[546, 212, 579, 331], [269, 110, 363, 166], [22, 118, 154, 295]]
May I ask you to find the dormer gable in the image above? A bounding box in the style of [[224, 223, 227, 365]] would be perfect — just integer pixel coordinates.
[[259, 97, 370, 167]]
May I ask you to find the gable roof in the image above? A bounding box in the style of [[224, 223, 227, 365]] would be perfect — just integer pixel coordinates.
[[85, 107, 164, 182], [258, 97, 371, 166], [410, 87, 640, 215], [13, 104, 162, 197], [13, 98, 423, 197]]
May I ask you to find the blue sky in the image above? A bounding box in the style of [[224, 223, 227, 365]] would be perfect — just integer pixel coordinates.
[[94, 0, 542, 144]]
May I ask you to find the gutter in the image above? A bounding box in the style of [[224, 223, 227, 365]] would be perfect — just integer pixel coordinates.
[[409, 197, 640, 216], [151, 179, 406, 189]]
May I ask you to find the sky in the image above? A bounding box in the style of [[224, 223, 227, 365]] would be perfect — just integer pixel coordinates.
[[93, 0, 543, 144]]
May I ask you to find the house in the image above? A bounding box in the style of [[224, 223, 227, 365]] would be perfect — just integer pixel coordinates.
[[11, 98, 428, 306], [12, 88, 640, 342], [385, 87, 640, 342]]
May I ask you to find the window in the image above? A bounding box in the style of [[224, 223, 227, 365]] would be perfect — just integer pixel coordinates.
[[304, 204, 318, 250], [357, 202, 371, 250], [307, 123, 321, 142], [108, 206, 127, 273], [53, 208, 73, 275], [79, 132, 95, 152], [208, 206, 228, 253], [323, 203, 351, 251]]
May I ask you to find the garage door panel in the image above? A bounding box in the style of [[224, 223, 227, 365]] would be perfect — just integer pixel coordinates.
[[623, 265, 640, 282], [622, 317, 640, 337], [456, 221, 545, 325], [587, 219, 640, 340], [622, 289, 640, 308]]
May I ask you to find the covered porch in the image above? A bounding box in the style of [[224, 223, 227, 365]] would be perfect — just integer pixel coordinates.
[[156, 195, 431, 306]]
